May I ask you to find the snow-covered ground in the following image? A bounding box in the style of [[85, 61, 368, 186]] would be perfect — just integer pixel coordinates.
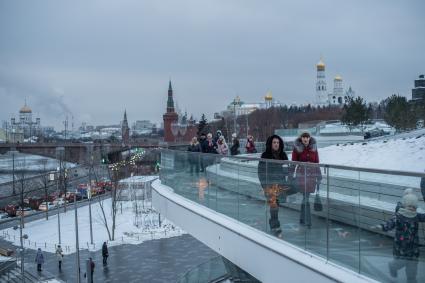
[[118, 175, 158, 184], [319, 121, 395, 135], [214, 133, 425, 188], [0, 151, 74, 172], [0, 198, 184, 255], [0, 151, 76, 184], [320, 135, 425, 174]]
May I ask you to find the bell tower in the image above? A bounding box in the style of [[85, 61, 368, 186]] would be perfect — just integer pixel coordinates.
[[163, 80, 178, 142]]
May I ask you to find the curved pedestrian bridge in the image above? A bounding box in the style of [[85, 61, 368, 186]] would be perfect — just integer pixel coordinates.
[[152, 150, 425, 283]]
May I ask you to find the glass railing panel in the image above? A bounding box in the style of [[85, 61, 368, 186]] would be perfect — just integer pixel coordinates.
[[158, 149, 425, 283], [326, 167, 361, 272], [214, 155, 239, 220], [357, 170, 425, 283], [304, 164, 328, 258]]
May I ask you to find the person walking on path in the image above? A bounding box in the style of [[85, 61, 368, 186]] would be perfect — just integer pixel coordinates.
[[55, 245, 64, 271], [257, 135, 289, 237], [245, 135, 257, 154], [35, 248, 44, 272], [230, 133, 240, 156], [102, 242, 109, 265], [291, 132, 322, 228], [89, 257, 95, 283]]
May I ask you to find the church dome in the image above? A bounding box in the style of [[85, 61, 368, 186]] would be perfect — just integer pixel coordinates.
[[20, 104, 32, 113], [334, 75, 342, 81], [264, 91, 273, 101], [317, 59, 325, 70]]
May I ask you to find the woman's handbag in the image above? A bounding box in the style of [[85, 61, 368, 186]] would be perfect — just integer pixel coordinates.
[[314, 184, 323, 212]]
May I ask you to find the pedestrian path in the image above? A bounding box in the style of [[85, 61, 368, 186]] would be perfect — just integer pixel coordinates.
[[19, 234, 218, 282]]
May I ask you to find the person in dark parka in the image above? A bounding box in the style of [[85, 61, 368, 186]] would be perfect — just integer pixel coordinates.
[[188, 137, 202, 175], [199, 133, 207, 172], [35, 248, 44, 272], [380, 193, 425, 283], [230, 133, 240, 156], [258, 134, 289, 237], [102, 242, 109, 265], [291, 132, 322, 227]]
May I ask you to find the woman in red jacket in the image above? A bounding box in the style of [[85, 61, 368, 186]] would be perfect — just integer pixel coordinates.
[[291, 132, 322, 227]]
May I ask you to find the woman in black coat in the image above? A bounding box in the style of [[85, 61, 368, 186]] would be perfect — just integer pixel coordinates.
[[257, 134, 289, 237]]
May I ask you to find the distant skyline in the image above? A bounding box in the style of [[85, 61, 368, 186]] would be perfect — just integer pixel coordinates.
[[1, 0, 424, 129]]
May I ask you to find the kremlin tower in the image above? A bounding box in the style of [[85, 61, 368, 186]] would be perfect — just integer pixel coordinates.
[[121, 110, 130, 145], [163, 80, 179, 142]]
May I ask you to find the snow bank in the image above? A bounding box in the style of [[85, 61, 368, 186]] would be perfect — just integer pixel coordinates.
[[1, 198, 184, 255], [320, 135, 425, 173]]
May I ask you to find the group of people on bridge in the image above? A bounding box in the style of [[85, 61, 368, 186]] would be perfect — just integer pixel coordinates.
[[187, 129, 425, 283]]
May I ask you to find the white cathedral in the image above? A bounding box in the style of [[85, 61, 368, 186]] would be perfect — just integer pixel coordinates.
[[315, 58, 355, 106]]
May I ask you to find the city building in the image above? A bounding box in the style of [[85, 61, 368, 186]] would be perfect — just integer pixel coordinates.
[[315, 58, 355, 106], [0, 128, 6, 142], [12, 102, 41, 137], [132, 120, 155, 135], [412, 74, 425, 101], [2, 102, 41, 142], [218, 92, 283, 119]]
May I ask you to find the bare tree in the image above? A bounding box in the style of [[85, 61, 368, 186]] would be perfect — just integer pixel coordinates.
[[16, 159, 27, 228], [39, 159, 50, 220], [97, 165, 123, 241]]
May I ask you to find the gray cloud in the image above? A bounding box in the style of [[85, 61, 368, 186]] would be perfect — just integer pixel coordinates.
[[0, 0, 424, 129]]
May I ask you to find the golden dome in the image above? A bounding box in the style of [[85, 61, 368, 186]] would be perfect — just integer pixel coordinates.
[[334, 75, 342, 81], [20, 104, 32, 113], [316, 58, 325, 70], [264, 91, 273, 101]]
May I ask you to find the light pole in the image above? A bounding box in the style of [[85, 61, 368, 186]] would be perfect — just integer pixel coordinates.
[[56, 169, 61, 245], [74, 194, 81, 283], [232, 96, 239, 135], [88, 168, 93, 245], [12, 151, 15, 195]]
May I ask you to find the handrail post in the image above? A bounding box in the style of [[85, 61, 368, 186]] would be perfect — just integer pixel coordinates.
[[326, 165, 330, 261]]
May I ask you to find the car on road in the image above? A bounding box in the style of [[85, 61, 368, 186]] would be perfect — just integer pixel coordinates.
[[94, 187, 106, 195], [38, 202, 56, 211], [0, 212, 9, 219], [4, 205, 18, 217], [65, 192, 82, 203], [52, 198, 66, 207], [16, 207, 33, 216]]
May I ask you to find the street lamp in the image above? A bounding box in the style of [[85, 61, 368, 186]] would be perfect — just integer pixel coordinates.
[[232, 96, 240, 135]]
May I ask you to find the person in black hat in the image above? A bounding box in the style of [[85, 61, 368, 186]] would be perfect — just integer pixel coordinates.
[[258, 134, 289, 237]]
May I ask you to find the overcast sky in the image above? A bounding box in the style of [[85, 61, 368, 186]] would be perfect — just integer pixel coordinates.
[[0, 0, 424, 129]]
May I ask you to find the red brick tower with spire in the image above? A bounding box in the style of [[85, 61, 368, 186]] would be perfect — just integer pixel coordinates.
[[163, 80, 178, 142], [122, 110, 130, 145]]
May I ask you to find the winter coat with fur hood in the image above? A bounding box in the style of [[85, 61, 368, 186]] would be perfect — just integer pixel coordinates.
[[291, 137, 322, 193]]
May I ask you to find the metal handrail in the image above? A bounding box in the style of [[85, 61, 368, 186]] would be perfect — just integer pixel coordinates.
[[176, 255, 229, 283], [0, 257, 17, 277], [162, 148, 425, 178]]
